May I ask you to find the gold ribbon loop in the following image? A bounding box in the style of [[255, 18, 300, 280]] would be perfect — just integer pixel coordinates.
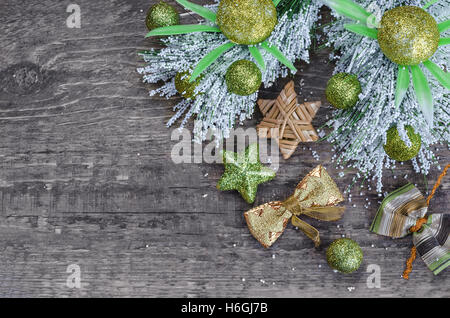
[[291, 215, 321, 247], [282, 195, 346, 246], [302, 206, 346, 221], [282, 195, 345, 220], [244, 165, 345, 248]]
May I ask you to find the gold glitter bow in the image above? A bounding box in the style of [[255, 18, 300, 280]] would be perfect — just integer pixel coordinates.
[[244, 165, 345, 248]]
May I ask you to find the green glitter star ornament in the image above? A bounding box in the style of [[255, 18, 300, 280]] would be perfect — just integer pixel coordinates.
[[217, 143, 276, 204]]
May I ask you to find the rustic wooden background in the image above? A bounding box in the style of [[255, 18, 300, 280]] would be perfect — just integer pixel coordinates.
[[0, 0, 448, 298]]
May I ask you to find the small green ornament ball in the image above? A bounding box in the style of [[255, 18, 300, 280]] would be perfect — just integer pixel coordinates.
[[378, 6, 439, 65], [326, 73, 362, 110], [217, 0, 277, 45], [327, 238, 363, 274], [383, 125, 421, 162], [226, 60, 262, 96], [175, 71, 202, 99], [146, 1, 179, 31]]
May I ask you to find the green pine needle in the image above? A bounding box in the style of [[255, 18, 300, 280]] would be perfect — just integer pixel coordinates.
[[190, 42, 235, 82], [248, 46, 266, 71], [344, 24, 378, 39], [277, 0, 312, 18], [411, 65, 434, 127], [395, 65, 410, 108], [175, 0, 217, 22], [146, 25, 220, 37], [423, 0, 440, 9], [261, 42, 297, 73], [438, 19, 450, 32], [323, 0, 372, 24], [423, 60, 450, 90], [273, 0, 282, 6], [439, 37, 450, 46]]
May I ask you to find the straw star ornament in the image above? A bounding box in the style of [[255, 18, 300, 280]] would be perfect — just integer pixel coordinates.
[[257, 81, 321, 159]]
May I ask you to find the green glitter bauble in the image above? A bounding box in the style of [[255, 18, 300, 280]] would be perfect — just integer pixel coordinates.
[[325, 73, 362, 110], [226, 60, 262, 96], [217, 0, 277, 45], [175, 71, 202, 99], [327, 238, 363, 274], [383, 125, 421, 162], [146, 1, 179, 31], [377, 6, 440, 65]]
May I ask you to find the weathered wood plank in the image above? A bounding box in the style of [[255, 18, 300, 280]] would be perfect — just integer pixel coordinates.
[[0, 0, 448, 297]]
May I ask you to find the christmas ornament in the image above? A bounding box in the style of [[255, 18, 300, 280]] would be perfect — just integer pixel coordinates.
[[370, 165, 450, 278], [145, 0, 297, 84], [324, 0, 449, 123], [217, 143, 276, 204], [378, 6, 440, 66], [244, 165, 345, 248], [146, 1, 179, 31], [383, 125, 421, 162], [175, 70, 202, 99], [225, 60, 262, 96], [325, 73, 361, 110], [217, 0, 277, 45], [257, 81, 321, 159], [139, 0, 321, 141], [326, 238, 363, 273], [322, 0, 449, 191]]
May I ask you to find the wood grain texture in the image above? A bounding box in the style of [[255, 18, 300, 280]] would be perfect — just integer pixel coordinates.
[[0, 0, 448, 298]]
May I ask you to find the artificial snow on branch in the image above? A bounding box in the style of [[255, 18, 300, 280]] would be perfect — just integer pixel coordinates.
[[138, 0, 320, 142], [324, 0, 449, 191]]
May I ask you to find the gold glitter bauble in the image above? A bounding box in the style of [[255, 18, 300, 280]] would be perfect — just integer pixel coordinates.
[[326, 73, 362, 110], [217, 0, 277, 45], [383, 125, 421, 162], [226, 60, 262, 96], [377, 6, 440, 65], [146, 1, 179, 31], [175, 71, 202, 99], [327, 238, 363, 274]]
